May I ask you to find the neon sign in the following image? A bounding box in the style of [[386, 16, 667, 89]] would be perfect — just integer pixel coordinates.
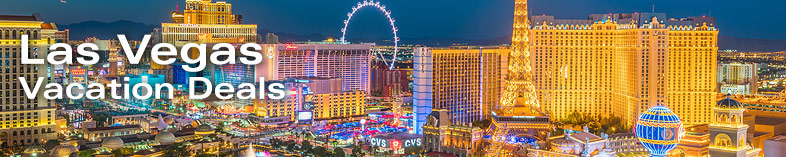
[[178, 24, 200, 27], [71, 69, 86, 75], [390, 139, 401, 150], [285, 43, 298, 50], [404, 139, 421, 147], [267, 47, 275, 59]]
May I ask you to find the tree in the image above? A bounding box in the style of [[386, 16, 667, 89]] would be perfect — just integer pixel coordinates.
[[351, 144, 364, 157], [471, 119, 492, 129], [301, 140, 313, 155], [43, 139, 60, 150], [285, 140, 298, 153], [368, 146, 379, 155], [78, 149, 97, 157], [112, 147, 133, 157], [162, 143, 191, 157], [91, 112, 110, 127], [314, 146, 329, 156], [270, 138, 281, 149], [333, 147, 346, 157]]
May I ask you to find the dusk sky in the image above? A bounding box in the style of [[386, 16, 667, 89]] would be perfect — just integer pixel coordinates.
[[1, 0, 784, 40]]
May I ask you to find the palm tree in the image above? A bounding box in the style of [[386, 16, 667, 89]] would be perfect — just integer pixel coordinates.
[[163, 143, 191, 156]]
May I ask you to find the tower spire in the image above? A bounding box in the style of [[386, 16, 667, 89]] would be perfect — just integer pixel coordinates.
[[486, 0, 550, 156]]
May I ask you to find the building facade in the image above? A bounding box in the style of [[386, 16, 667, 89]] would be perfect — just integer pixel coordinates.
[[718, 62, 758, 95], [255, 44, 372, 93], [529, 13, 718, 125], [709, 95, 761, 156], [256, 78, 366, 121], [412, 47, 507, 129], [214, 59, 256, 106], [163, 0, 256, 45], [308, 90, 366, 120], [171, 0, 242, 25], [0, 14, 59, 146], [422, 109, 483, 155], [412, 47, 433, 135]]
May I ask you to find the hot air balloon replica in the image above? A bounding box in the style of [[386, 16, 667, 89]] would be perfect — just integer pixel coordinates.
[[635, 105, 684, 157]]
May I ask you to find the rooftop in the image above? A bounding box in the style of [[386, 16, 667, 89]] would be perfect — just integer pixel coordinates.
[[755, 116, 786, 126], [530, 12, 715, 28], [86, 125, 141, 132], [0, 14, 42, 21]]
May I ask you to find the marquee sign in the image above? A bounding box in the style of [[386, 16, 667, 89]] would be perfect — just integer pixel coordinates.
[[369, 137, 421, 149]]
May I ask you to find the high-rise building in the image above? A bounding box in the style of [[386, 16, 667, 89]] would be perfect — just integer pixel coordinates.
[[214, 59, 256, 106], [255, 44, 372, 93], [308, 90, 366, 120], [413, 47, 433, 135], [0, 14, 59, 146], [255, 78, 365, 121], [718, 62, 758, 95], [163, 0, 256, 45], [371, 61, 409, 97], [412, 47, 508, 131], [265, 33, 279, 44], [529, 13, 718, 125], [172, 0, 242, 25]]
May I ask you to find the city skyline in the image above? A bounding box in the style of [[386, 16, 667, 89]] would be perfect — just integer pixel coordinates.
[[0, 0, 784, 40], [1, 0, 785, 156]]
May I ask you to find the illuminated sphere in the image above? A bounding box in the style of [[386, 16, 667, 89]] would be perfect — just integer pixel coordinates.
[[195, 124, 215, 135], [635, 106, 684, 156], [155, 131, 176, 145], [50, 144, 78, 157], [101, 137, 125, 149], [22, 145, 46, 157]]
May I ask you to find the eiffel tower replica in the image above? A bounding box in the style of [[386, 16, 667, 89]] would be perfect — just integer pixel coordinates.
[[485, 0, 550, 156]]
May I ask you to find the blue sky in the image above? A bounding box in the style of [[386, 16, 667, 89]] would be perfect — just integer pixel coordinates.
[[1, 0, 784, 39]]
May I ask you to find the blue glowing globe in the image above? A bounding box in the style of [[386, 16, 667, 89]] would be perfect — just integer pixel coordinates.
[[635, 106, 684, 156]]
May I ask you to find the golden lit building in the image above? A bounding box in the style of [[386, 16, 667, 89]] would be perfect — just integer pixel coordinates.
[[163, 0, 256, 45], [257, 89, 366, 121], [172, 0, 241, 25], [680, 124, 711, 157], [310, 90, 366, 120], [529, 13, 718, 125], [0, 14, 60, 146], [413, 47, 508, 127], [422, 109, 484, 155], [256, 95, 300, 120]]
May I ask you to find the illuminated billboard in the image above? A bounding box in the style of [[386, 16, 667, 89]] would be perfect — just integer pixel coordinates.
[[297, 110, 313, 125]]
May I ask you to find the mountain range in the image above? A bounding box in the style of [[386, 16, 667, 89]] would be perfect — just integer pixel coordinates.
[[60, 20, 786, 52]]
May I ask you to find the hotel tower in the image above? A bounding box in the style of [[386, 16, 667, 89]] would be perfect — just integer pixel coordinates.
[[529, 13, 718, 125], [164, 0, 257, 45], [0, 14, 61, 146]]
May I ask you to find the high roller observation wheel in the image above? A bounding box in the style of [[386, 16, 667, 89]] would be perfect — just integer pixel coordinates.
[[340, 0, 400, 70]]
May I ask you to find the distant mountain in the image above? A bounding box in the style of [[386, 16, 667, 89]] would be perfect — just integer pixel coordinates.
[[718, 36, 786, 52], [60, 20, 158, 41], [259, 29, 331, 43], [60, 20, 786, 52]]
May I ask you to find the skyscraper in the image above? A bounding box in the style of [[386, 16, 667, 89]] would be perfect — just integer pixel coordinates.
[[256, 44, 372, 93], [718, 62, 758, 95], [412, 47, 508, 132], [163, 0, 257, 45], [265, 33, 279, 44], [0, 14, 59, 146], [529, 13, 718, 125]]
